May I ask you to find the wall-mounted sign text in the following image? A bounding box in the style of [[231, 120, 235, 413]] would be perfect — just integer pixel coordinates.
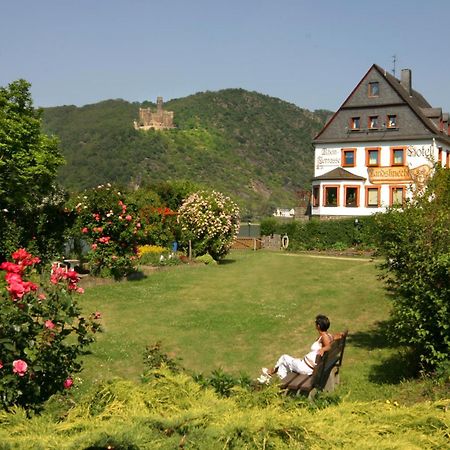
[[316, 148, 340, 169], [368, 166, 412, 184], [407, 145, 433, 158]]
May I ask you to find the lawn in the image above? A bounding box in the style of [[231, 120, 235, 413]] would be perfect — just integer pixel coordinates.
[[76, 249, 435, 403]]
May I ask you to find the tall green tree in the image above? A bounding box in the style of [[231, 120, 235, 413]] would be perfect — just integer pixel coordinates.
[[0, 80, 65, 260], [375, 167, 450, 372]]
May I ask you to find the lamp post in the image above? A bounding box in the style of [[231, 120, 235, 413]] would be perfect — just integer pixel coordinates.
[[248, 221, 251, 237]]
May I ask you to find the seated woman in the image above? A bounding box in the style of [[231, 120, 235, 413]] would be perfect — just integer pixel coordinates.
[[258, 314, 334, 384]]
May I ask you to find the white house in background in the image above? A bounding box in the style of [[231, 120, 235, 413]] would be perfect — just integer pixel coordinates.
[[311, 64, 450, 218], [273, 207, 295, 218]]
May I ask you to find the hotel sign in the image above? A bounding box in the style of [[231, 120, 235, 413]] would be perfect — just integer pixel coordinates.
[[368, 166, 412, 184]]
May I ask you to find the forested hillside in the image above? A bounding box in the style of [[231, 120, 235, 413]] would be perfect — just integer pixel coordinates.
[[42, 89, 331, 217]]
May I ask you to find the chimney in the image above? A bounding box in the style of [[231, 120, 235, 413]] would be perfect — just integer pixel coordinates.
[[400, 69, 412, 96]]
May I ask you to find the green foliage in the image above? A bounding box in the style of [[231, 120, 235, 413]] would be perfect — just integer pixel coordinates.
[[194, 253, 217, 265], [178, 190, 240, 259], [68, 185, 143, 279], [42, 90, 331, 217], [0, 79, 66, 261], [193, 369, 252, 397], [0, 249, 100, 410], [374, 167, 450, 371], [142, 342, 181, 374], [268, 216, 378, 250], [259, 217, 278, 236], [0, 376, 448, 448]]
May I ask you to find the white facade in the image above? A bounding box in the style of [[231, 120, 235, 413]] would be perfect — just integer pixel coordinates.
[[311, 140, 449, 217]]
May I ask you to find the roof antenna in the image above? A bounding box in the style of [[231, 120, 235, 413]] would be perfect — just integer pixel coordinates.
[[392, 54, 397, 77]]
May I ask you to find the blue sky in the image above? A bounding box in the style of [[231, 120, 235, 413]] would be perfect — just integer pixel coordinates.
[[1, 0, 449, 111]]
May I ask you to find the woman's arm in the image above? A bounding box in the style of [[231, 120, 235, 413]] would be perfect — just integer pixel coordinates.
[[318, 333, 332, 356]]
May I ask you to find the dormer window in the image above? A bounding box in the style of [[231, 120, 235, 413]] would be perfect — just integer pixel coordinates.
[[369, 116, 379, 129], [368, 82, 380, 97], [387, 115, 397, 128], [350, 117, 360, 130]]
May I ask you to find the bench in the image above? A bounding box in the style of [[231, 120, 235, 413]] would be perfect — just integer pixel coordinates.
[[280, 330, 348, 399]]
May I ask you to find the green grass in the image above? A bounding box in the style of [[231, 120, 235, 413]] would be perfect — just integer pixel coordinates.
[[75, 250, 445, 403]]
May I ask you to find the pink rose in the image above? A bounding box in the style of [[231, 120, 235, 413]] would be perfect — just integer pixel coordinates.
[[93, 311, 102, 319], [45, 320, 55, 329], [38, 293, 46, 300], [12, 359, 28, 377], [91, 243, 98, 250], [0, 361, 3, 369], [125, 215, 132, 221], [63, 377, 73, 389], [76, 287, 85, 294], [81, 227, 89, 234]]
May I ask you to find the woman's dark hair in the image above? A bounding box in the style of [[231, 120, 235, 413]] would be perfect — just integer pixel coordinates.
[[315, 314, 330, 331]]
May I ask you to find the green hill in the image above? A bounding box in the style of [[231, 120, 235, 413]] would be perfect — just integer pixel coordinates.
[[42, 89, 331, 217]]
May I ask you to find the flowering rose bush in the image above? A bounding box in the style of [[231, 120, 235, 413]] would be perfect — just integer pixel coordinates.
[[69, 185, 143, 279], [178, 190, 240, 259], [0, 249, 101, 409]]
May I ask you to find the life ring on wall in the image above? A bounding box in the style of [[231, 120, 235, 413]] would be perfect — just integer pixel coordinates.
[[281, 235, 289, 249]]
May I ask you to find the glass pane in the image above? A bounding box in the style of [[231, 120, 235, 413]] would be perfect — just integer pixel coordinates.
[[393, 150, 404, 164], [388, 115, 396, 127], [367, 189, 379, 206], [352, 117, 360, 129], [325, 188, 337, 206], [345, 188, 357, 207], [370, 82, 379, 96], [344, 151, 354, 165], [392, 188, 403, 204], [368, 150, 378, 165], [313, 187, 319, 206], [370, 117, 378, 128]]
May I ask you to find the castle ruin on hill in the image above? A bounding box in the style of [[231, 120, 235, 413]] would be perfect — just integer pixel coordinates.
[[134, 96, 175, 130]]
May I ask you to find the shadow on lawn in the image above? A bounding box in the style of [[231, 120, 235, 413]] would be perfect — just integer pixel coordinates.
[[218, 259, 237, 265], [348, 320, 393, 350], [348, 321, 419, 384]]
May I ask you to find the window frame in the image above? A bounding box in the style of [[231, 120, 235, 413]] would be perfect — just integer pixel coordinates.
[[368, 115, 379, 129], [390, 146, 406, 166], [344, 185, 360, 208], [365, 186, 381, 208], [390, 185, 406, 206], [323, 185, 340, 207], [387, 114, 397, 128], [365, 147, 381, 167], [312, 185, 320, 207], [341, 148, 356, 167], [368, 82, 380, 97]]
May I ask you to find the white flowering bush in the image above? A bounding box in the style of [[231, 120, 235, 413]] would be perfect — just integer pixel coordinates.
[[178, 191, 240, 260]]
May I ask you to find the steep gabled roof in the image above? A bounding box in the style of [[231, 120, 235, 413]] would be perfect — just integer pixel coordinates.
[[314, 64, 450, 145], [312, 167, 366, 181]]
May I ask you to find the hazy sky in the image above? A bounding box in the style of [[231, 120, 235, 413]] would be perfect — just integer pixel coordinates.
[[1, 0, 449, 111]]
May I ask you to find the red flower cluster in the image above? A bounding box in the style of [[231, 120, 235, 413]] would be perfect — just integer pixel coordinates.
[[0, 249, 40, 301], [155, 207, 177, 216], [50, 265, 84, 293]]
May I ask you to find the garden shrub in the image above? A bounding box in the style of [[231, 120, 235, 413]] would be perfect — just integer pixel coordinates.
[[68, 185, 143, 279], [264, 216, 378, 250], [178, 190, 240, 259], [0, 249, 100, 410], [374, 167, 450, 371], [195, 253, 217, 265]]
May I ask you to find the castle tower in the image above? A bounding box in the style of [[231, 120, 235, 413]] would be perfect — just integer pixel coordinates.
[[134, 96, 175, 131]]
